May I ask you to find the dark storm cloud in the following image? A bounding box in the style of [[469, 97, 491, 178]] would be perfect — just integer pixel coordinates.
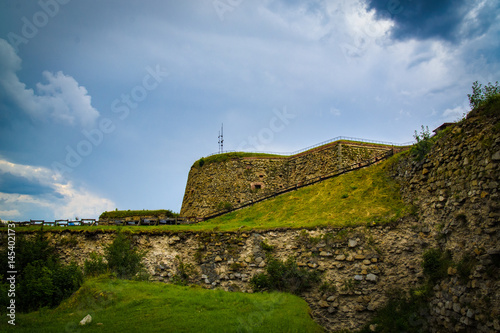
[[367, 0, 500, 43], [0, 171, 61, 197]]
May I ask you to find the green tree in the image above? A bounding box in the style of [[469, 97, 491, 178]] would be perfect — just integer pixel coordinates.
[[104, 231, 146, 279], [0, 232, 83, 313], [467, 80, 500, 109]]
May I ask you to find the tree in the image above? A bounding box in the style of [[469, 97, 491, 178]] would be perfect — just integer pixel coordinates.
[[467, 81, 500, 109]]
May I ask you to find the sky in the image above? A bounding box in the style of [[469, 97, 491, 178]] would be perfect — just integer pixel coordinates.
[[0, 0, 499, 221]]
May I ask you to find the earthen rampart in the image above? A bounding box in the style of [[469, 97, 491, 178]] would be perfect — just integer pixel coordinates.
[[180, 140, 398, 218]]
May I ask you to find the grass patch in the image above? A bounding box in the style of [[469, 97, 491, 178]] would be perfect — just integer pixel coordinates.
[[0, 276, 324, 333], [194, 152, 285, 168], [99, 209, 178, 220]]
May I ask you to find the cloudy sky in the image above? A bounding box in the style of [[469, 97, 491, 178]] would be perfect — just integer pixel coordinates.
[[0, 0, 499, 221]]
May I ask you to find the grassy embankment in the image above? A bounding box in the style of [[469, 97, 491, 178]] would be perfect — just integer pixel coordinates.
[[0, 276, 324, 333], [15, 155, 410, 233]]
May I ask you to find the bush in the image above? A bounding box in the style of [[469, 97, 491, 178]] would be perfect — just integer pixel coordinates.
[[250, 256, 321, 294], [105, 231, 146, 279], [84, 252, 108, 276], [410, 125, 434, 162], [216, 202, 233, 211], [171, 256, 197, 286], [468, 80, 500, 109], [422, 248, 451, 283], [456, 253, 477, 283], [358, 288, 430, 333], [0, 232, 83, 313]]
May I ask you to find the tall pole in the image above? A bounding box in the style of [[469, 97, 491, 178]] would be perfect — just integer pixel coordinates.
[[221, 123, 224, 154]]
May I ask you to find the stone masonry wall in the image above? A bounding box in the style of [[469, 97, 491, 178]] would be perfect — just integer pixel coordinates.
[[389, 108, 500, 333], [37, 219, 432, 332], [180, 141, 393, 218]]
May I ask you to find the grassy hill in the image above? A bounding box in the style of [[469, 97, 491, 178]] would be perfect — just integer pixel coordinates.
[[1, 276, 324, 333]]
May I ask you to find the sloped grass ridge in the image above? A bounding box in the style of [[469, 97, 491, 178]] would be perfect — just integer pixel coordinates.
[[205, 157, 410, 230], [1, 276, 324, 333]]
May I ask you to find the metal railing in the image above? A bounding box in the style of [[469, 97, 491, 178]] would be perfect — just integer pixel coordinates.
[[204, 136, 414, 158]]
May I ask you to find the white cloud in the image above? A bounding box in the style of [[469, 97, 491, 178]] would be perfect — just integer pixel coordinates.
[[0, 158, 115, 220], [0, 38, 99, 127], [442, 105, 467, 121], [0, 210, 20, 219], [330, 107, 341, 116]]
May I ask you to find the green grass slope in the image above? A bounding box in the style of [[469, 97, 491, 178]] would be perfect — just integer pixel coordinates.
[[201, 156, 409, 231], [1, 276, 324, 333]]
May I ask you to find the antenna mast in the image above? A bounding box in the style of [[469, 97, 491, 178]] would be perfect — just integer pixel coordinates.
[[221, 123, 224, 154], [218, 123, 224, 154]]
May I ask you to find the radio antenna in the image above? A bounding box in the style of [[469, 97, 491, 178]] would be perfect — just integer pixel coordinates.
[[218, 124, 224, 154], [221, 123, 224, 153]]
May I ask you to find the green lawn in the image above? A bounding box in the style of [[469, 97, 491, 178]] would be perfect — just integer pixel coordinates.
[[0, 276, 324, 333]]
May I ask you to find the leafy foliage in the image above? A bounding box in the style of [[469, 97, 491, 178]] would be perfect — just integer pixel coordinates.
[[216, 201, 233, 211], [250, 256, 321, 294], [0, 232, 83, 313], [171, 256, 197, 286], [410, 125, 434, 162], [467, 80, 500, 109], [422, 248, 452, 283], [104, 231, 146, 279], [83, 252, 108, 276], [358, 287, 431, 333]]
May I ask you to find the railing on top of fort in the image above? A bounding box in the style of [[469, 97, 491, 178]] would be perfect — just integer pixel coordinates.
[[204, 136, 415, 158], [3, 217, 199, 227]]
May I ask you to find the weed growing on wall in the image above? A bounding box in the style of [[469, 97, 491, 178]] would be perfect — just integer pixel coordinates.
[[104, 231, 147, 279], [422, 248, 452, 283], [83, 252, 108, 276], [171, 256, 197, 286], [410, 125, 434, 162], [250, 256, 321, 294]]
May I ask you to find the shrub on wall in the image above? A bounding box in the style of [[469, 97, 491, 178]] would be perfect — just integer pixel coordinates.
[[104, 231, 147, 279], [422, 248, 452, 283], [84, 252, 108, 276], [250, 256, 321, 294], [410, 125, 434, 162]]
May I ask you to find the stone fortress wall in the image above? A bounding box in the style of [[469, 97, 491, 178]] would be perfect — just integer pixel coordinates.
[[4, 108, 499, 332], [180, 140, 401, 218]]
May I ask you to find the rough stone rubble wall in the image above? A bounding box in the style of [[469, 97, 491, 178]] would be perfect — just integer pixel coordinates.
[[389, 110, 500, 333], [180, 141, 392, 218], [44, 221, 432, 332]]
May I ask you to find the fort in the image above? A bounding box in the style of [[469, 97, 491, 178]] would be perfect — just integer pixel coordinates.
[[180, 137, 410, 219]]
